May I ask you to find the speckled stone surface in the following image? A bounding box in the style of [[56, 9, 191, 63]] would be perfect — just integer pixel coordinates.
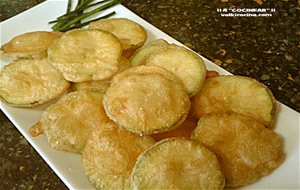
[[0, 112, 67, 190], [1, 0, 299, 189]]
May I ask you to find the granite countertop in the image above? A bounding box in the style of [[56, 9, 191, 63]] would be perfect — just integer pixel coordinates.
[[1, 0, 299, 189]]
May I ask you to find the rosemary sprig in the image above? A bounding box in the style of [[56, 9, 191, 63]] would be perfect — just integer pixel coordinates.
[[49, 0, 119, 32]]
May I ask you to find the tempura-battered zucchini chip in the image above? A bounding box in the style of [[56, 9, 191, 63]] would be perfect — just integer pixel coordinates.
[[131, 137, 225, 190], [82, 122, 155, 190], [191, 75, 276, 127], [130, 39, 169, 66], [72, 57, 131, 93], [151, 118, 197, 141], [48, 29, 122, 82], [103, 65, 191, 134], [89, 18, 147, 57], [30, 90, 110, 153], [110, 64, 181, 86], [145, 44, 206, 97], [142, 38, 169, 48], [145, 39, 169, 46], [72, 79, 111, 93], [1, 31, 62, 59], [191, 112, 284, 187], [0, 59, 69, 107]]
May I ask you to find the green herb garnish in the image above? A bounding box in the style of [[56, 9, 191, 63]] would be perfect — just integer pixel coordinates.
[[49, 0, 119, 32]]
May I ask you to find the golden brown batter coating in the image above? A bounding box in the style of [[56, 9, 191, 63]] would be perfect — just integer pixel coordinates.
[[191, 75, 276, 127], [89, 18, 147, 57], [130, 39, 169, 66], [191, 112, 284, 187], [82, 122, 155, 189], [131, 137, 225, 190], [1, 31, 62, 59], [145, 44, 206, 97], [0, 58, 69, 107], [103, 65, 191, 134], [30, 90, 110, 153], [71, 57, 131, 93], [48, 29, 122, 82], [151, 118, 197, 141]]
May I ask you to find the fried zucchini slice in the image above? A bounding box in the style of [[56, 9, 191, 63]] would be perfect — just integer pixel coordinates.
[[130, 39, 169, 66], [110, 64, 181, 86], [48, 29, 122, 82], [145, 39, 169, 46], [131, 137, 225, 190], [72, 57, 131, 93], [0, 59, 69, 107], [191, 112, 284, 187], [89, 18, 147, 58], [191, 75, 276, 127], [103, 65, 191, 134], [145, 44, 206, 97], [72, 79, 111, 93], [151, 118, 197, 141], [1, 31, 62, 59], [30, 90, 109, 153], [82, 122, 155, 190]]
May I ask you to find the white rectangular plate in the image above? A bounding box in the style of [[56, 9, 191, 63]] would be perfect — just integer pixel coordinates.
[[1, 0, 299, 189]]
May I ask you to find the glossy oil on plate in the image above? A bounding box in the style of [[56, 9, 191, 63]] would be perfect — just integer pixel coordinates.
[[0, 0, 299, 189]]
